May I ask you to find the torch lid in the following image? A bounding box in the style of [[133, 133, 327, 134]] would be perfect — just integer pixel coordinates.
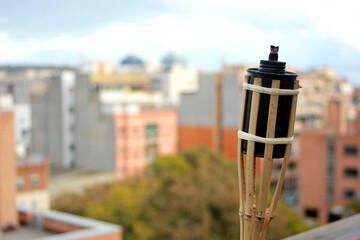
[[258, 45, 287, 74], [247, 45, 297, 78]]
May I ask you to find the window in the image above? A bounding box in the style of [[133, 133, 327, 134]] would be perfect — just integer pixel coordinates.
[[69, 106, 75, 112], [344, 168, 358, 178], [22, 129, 28, 137], [69, 144, 76, 152], [344, 189, 357, 200], [118, 127, 126, 136], [344, 145, 358, 156], [305, 208, 318, 218], [146, 124, 158, 138], [304, 208, 318, 225], [16, 176, 24, 190], [31, 174, 40, 187]]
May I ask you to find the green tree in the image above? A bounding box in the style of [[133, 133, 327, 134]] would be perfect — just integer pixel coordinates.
[[52, 148, 310, 240]]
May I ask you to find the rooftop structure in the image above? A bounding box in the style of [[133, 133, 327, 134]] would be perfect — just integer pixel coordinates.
[[161, 53, 186, 71], [2, 208, 122, 240], [118, 55, 145, 73]]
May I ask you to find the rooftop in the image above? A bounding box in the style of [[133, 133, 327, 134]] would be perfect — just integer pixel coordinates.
[[284, 214, 360, 240], [3, 225, 54, 240], [2, 208, 122, 240]]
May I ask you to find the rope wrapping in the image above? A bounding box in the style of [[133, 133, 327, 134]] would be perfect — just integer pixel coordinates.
[[239, 81, 298, 145], [237, 130, 294, 145], [242, 82, 299, 96]]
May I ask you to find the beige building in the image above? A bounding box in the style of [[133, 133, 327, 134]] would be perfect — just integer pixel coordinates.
[[16, 155, 49, 212], [296, 67, 356, 133]]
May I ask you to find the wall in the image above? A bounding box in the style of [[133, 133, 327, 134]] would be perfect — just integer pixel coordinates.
[[43, 218, 84, 233], [0, 111, 18, 229], [179, 73, 241, 159], [17, 190, 49, 212], [31, 76, 63, 168], [335, 135, 360, 206], [75, 75, 115, 171], [298, 132, 328, 223], [179, 74, 215, 127], [179, 126, 213, 151], [114, 109, 178, 179]]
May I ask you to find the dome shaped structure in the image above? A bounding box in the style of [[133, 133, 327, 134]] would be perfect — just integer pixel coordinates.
[[161, 53, 185, 70], [120, 55, 145, 67]]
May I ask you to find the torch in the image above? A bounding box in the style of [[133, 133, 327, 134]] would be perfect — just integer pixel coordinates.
[[237, 46, 300, 240]]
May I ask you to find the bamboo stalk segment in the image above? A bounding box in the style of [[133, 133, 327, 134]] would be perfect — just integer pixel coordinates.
[[238, 74, 250, 240], [252, 80, 280, 239], [270, 80, 299, 216], [244, 77, 262, 240]]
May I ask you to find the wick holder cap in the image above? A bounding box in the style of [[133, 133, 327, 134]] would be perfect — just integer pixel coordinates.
[[259, 45, 286, 74]]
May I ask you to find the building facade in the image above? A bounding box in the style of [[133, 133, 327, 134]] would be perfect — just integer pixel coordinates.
[[76, 74, 177, 179], [298, 130, 360, 224], [179, 72, 242, 159], [31, 71, 76, 168], [114, 109, 178, 179], [0, 110, 18, 230], [17, 155, 49, 212]]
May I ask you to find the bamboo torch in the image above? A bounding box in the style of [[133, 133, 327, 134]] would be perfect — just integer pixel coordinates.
[[237, 46, 300, 240]]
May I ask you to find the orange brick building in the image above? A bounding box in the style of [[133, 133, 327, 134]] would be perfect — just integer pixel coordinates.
[[298, 130, 360, 224], [296, 90, 360, 224], [114, 108, 178, 179], [0, 111, 18, 230]]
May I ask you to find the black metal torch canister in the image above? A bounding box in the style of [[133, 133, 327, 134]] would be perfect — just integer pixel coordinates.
[[241, 46, 298, 158]]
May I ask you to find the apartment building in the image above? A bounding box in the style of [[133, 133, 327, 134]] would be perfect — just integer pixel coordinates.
[[298, 130, 360, 224], [76, 74, 177, 179], [31, 71, 76, 168], [114, 109, 177, 179], [179, 72, 242, 159], [17, 155, 50, 212]]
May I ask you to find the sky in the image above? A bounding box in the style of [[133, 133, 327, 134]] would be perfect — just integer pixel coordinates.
[[1, 0, 360, 84]]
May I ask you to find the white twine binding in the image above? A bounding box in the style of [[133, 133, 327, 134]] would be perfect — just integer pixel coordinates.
[[238, 130, 294, 145], [242, 82, 299, 96]]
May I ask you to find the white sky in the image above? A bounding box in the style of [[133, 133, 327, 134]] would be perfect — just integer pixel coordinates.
[[1, 0, 360, 83]]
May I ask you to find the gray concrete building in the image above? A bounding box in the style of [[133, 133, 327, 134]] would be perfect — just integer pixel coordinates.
[[75, 75, 116, 171], [179, 72, 243, 159], [0, 66, 75, 157], [30, 71, 76, 168]]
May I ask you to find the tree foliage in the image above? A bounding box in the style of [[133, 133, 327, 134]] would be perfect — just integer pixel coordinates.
[[52, 148, 309, 240], [344, 199, 360, 217]]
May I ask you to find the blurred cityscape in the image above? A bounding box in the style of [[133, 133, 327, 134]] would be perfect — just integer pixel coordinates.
[[1, 2, 360, 238], [0, 52, 360, 239]]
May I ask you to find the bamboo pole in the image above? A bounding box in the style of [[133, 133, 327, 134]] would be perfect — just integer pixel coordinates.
[[252, 80, 280, 240], [244, 77, 262, 240], [260, 80, 300, 239], [238, 75, 250, 240]]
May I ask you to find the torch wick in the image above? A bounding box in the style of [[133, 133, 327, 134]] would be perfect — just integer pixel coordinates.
[[269, 45, 279, 61]]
